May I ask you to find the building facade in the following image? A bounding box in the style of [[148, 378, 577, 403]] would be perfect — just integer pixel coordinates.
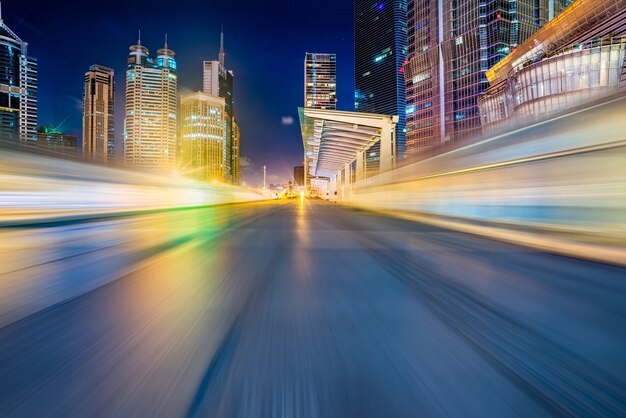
[[304, 53, 337, 109], [36, 126, 78, 157], [0, 12, 37, 143], [232, 119, 240, 184], [179, 92, 226, 182], [124, 37, 177, 170], [83, 65, 115, 162], [404, 0, 573, 155], [354, 0, 407, 157], [293, 165, 304, 186], [203, 60, 219, 96], [480, 0, 626, 133]]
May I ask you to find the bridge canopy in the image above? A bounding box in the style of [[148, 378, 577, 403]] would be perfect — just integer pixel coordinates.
[[298, 108, 397, 179]]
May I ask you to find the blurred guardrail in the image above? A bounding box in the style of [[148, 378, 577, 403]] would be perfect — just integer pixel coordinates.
[[345, 95, 626, 264], [0, 147, 265, 225]]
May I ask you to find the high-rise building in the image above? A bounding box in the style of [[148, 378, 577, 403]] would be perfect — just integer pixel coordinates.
[[202, 28, 239, 183], [354, 0, 407, 156], [0, 9, 37, 143], [203, 60, 219, 96], [124, 36, 177, 170], [232, 119, 240, 184], [179, 92, 226, 182], [83, 65, 115, 162], [304, 53, 337, 109], [404, 0, 573, 155], [293, 165, 304, 186], [219, 67, 234, 182]]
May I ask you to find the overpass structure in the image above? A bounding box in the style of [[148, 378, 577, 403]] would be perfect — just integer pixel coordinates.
[[298, 108, 398, 199]]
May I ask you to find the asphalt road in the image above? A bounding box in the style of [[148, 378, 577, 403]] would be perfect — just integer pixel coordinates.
[[1, 199, 625, 417]]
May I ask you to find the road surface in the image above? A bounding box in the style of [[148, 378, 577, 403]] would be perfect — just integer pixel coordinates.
[[1, 200, 625, 417]]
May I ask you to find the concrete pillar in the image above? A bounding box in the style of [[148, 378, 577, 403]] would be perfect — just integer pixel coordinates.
[[329, 175, 336, 200], [355, 151, 365, 184], [340, 169, 345, 201], [379, 119, 394, 173]]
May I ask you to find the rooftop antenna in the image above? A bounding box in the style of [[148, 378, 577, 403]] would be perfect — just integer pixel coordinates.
[[164, 33, 168, 49], [138, 29, 142, 45], [0, 2, 3, 25], [219, 24, 225, 68]]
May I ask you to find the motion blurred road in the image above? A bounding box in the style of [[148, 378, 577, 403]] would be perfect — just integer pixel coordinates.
[[1, 199, 625, 417]]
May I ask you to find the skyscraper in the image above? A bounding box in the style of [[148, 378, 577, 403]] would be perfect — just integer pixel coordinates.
[[124, 35, 177, 170], [0, 8, 37, 143], [202, 28, 239, 183], [404, 0, 573, 155], [179, 92, 226, 182], [232, 120, 240, 184], [83, 65, 115, 162], [219, 67, 234, 182], [304, 53, 337, 109], [293, 165, 304, 186], [354, 0, 407, 156], [203, 60, 219, 95]]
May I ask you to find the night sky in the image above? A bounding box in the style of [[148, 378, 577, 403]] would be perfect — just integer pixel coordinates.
[[4, 0, 355, 186]]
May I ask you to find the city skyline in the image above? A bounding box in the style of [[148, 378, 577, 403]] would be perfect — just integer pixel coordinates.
[[2, 0, 355, 185], [1, 0, 626, 415]]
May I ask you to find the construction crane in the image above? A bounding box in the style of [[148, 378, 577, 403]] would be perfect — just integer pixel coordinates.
[[51, 114, 71, 134]]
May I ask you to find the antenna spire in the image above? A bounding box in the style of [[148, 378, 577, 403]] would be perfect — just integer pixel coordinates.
[[138, 29, 142, 45], [220, 24, 224, 52], [164, 33, 168, 49], [219, 25, 225, 68]]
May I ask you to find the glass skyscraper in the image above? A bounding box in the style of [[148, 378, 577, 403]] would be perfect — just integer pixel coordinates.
[[124, 36, 177, 170], [304, 53, 337, 109], [0, 11, 37, 143], [404, 0, 573, 155], [354, 0, 407, 157]]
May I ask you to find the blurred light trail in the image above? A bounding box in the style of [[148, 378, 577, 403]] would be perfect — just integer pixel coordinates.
[[0, 147, 264, 224], [340, 95, 626, 264], [1, 200, 625, 417]]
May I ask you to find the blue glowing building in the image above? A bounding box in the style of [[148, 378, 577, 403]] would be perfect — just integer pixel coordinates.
[[354, 0, 407, 163], [0, 7, 38, 143]]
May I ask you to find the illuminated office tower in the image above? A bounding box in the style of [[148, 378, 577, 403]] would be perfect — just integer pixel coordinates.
[[404, 0, 573, 155], [355, 0, 407, 157], [0, 8, 37, 143], [83, 65, 115, 162], [304, 53, 336, 109], [232, 119, 240, 184], [179, 92, 226, 182], [203, 28, 238, 183], [124, 35, 177, 169]]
